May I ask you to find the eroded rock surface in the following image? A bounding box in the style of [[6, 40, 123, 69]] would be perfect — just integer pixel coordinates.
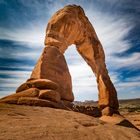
[[0, 5, 119, 116]]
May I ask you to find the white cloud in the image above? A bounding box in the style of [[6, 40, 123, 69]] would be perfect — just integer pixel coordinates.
[[0, 49, 41, 60], [0, 26, 45, 45], [0, 70, 31, 98], [109, 52, 140, 69], [69, 64, 97, 86], [124, 76, 140, 82], [0, 65, 33, 70], [117, 81, 140, 88], [0, 70, 31, 76]]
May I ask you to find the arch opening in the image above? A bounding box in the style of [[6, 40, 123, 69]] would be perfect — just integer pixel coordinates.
[[64, 45, 98, 101]]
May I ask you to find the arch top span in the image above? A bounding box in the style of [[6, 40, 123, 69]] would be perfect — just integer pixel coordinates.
[[45, 5, 101, 54]]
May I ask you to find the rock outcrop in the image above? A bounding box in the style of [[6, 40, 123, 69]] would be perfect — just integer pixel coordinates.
[[0, 5, 119, 116]]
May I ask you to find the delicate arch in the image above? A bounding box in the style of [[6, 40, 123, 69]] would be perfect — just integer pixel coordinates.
[[43, 5, 119, 115]]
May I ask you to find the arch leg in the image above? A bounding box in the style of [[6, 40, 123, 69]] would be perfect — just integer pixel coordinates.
[[76, 40, 119, 115]]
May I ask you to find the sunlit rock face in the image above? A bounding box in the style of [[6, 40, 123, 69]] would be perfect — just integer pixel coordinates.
[[31, 46, 74, 102], [0, 5, 119, 116]]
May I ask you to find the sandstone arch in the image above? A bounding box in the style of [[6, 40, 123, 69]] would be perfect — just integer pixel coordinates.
[[0, 5, 119, 115], [31, 5, 119, 114]]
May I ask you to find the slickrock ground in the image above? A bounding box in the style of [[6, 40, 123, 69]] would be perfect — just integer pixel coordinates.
[[0, 103, 140, 140]]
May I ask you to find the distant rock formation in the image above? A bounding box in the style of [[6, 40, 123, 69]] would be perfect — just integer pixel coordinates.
[[0, 5, 119, 116]]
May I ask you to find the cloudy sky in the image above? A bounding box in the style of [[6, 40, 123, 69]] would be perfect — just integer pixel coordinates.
[[0, 0, 140, 101]]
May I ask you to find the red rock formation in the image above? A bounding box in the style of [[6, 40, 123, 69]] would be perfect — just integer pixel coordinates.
[[44, 5, 119, 115], [0, 5, 119, 116]]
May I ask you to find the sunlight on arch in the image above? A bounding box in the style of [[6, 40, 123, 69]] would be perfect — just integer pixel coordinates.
[[64, 45, 98, 101]]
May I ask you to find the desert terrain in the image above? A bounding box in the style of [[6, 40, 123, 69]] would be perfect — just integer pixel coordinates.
[[0, 98, 139, 140]]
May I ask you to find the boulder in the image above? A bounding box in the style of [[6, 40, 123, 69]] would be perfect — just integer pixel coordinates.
[[39, 90, 61, 103], [16, 79, 58, 93], [16, 83, 30, 93], [15, 88, 40, 97], [0, 88, 40, 104]]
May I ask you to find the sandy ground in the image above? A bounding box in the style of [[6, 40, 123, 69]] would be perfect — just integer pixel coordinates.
[[0, 103, 139, 140]]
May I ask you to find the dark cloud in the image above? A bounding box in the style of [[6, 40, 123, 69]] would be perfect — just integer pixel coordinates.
[[0, 39, 39, 68], [118, 68, 140, 82]]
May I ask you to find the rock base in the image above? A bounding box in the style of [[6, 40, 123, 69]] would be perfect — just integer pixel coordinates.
[[0, 78, 72, 110]]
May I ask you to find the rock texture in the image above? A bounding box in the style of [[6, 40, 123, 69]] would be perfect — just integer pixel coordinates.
[[31, 46, 74, 102], [16, 79, 58, 93], [0, 104, 139, 140], [0, 5, 119, 116], [45, 4, 119, 115], [39, 90, 61, 103]]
